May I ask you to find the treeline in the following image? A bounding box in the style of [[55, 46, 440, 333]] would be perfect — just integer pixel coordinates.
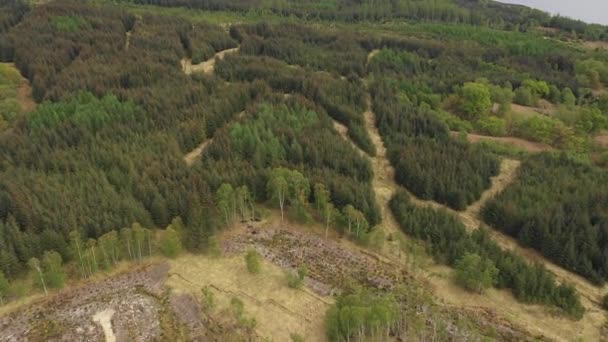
[[371, 79, 499, 210], [122, 0, 608, 40], [0, 220, 184, 304], [389, 190, 584, 319], [483, 153, 608, 284]]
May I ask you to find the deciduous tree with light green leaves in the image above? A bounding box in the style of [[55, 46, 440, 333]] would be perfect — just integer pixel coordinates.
[[41, 250, 65, 289], [267, 169, 289, 221], [458, 82, 492, 120], [216, 183, 236, 226], [28, 257, 47, 296], [160, 226, 182, 258], [454, 253, 498, 294]]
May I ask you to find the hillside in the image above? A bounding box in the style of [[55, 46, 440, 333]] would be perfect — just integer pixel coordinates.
[[0, 0, 607, 341]]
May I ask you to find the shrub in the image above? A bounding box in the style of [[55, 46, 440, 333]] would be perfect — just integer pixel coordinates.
[[458, 82, 492, 120], [514, 86, 536, 106], [475, 116, 507, 136], [245, 249, 262, 274], [454, 253, 499, 294], [286, 264, 307, 288]]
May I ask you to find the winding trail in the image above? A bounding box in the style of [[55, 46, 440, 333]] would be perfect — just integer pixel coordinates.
[[183, 111, 245, 166], [181, 47, 239, 75], [353, 93, 605, 341]]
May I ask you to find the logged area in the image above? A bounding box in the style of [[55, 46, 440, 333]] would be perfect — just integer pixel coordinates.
[[1, 0, 608, 341]]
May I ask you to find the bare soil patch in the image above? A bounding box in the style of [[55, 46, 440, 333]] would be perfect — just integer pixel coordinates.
[[183, 140, 212, 166]]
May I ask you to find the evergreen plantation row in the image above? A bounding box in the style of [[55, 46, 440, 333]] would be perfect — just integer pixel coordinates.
[[123, 0, 608, 41], [0, 0, 606, 321]]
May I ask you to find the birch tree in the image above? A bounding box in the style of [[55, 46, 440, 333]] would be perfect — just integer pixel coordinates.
[[216, 183, 236, 226], [69, 230, 86, 278], [267, 169, 288, 221], [28, 257, 47, 296]]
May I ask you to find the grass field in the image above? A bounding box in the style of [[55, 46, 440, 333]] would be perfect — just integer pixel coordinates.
[[167, 254, 333, 341]]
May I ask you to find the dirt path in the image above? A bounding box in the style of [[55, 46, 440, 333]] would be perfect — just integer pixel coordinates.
[[366, 49, 380, 66], [183, 140, 212, 166], [181, 47, 239, 75], [453, 131, 554, 153], [17, 79, 36, 113], [360, 94, 606, 341], [93, 309, 116, 342], [183, 111, 245, 166]]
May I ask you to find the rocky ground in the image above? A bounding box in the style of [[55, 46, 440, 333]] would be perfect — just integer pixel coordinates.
[[224, 223, 408, 295], [0, 264, 212, 342]]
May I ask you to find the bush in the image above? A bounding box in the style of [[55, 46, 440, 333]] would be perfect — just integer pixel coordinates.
[[475, 116, 507, 136], [514, 86, 536, 106], [435, 110, 473, 132], [159, 227, 182, 258], [458, 82, 492, 120], [286, 264, 307, 288], [454, 253, 498, 293], [290, 333, 305, 342], [245, 249, 262, 274]]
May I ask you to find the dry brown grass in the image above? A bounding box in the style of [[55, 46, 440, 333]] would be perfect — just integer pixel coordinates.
[[511, 101, 556, 118], [181, 47, 239, 75], [17, 79, 36, 113], [580, 40, 608, 50], [167, 254, 332, 341]]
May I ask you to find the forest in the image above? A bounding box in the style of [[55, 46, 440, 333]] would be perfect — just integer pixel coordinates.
[[122, 0, 608, 41], [483, 153, 608, 284], [0, 1, 607, 339], [0, 0, 383, 279], [390, 190, 584, 318]]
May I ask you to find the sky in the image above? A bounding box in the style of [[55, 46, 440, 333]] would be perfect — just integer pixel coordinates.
[[499, 0, 608, 25]]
